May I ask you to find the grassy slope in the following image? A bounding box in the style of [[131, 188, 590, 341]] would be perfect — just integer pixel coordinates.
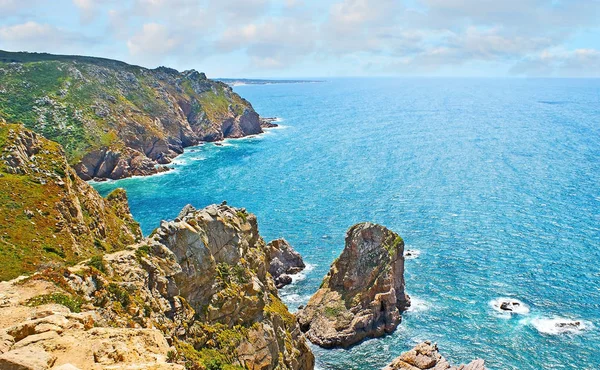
[[0, 123, 141, 281]]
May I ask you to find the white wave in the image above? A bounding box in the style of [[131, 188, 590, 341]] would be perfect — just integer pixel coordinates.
[[531, 317, 593, 335], [404, 249, 420, 259], [280, 293, 312, 305], [406, 296, 429, 312], [215, 140, 235, 147], [490, 298, 530, 315], [264, 124, 288, 130], [289, 263, 315, 283]]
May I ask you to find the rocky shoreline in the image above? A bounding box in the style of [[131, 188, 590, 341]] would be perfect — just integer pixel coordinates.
[[0, 50, 282, 181], [0, 50, 491, 368], [87, 117, 280, 182]]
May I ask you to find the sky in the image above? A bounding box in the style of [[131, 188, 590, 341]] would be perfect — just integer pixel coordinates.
[[0, 0, 599, 78]]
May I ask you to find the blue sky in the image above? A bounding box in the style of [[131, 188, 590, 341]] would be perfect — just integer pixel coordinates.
[[0, 0, 599, 78]]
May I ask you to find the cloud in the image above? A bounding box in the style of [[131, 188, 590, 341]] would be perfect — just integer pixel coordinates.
[[126, 23, 182, 64], [511, 48, 600, 77], [217, 18, 317, 69], [72, 0, 97, 23], [0, 21, 94, 52], [1, 0, 599, 76]]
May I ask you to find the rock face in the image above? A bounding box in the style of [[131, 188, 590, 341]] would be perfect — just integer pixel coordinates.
[[297, 222, 410, 348], [0, 204, 314, 370], [0, 123, 142, 281], [0, 50, 265, 180], [267, 238, 306, 288], [384, 341, 486, 370]]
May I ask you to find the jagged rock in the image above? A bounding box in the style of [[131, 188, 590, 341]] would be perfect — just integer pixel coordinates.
[[0, 204, 314, 370], [275, 274, 293, 289], [267, 238, 306, 288], [297, 222, 410, 348], [260, 117, 279, 128], [384, 341, 486, 370], [146, 204, 314, 370]]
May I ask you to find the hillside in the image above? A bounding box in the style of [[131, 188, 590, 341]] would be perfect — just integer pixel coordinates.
[[0, 50, 268, 180], [0, 121, 142, 280]]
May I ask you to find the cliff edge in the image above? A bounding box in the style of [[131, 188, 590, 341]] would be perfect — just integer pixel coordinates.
[[0, 204, 314, 370]]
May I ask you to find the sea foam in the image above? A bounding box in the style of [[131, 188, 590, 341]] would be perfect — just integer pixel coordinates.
[[531, 317, 593, 335]]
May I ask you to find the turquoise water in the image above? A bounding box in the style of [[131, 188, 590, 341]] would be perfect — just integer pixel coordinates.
[[94, 78, 600, 370]]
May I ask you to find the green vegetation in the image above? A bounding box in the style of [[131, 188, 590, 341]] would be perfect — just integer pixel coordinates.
[[27, 292, 84, 312], [0, 123, 140, 281], [175, 337, 245, 370], [383, 235, 404, 257], [0, 50, 255, 166], [235, 210, 247, 223], [324, 303, 346, 318], [86, 255, 107, 273], [215, 263, 250, 287], [264, 294, 297, 327], [106, 283, 131, 309]]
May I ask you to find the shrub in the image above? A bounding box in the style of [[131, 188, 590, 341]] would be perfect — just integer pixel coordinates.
[[27, 293, 83, 313]]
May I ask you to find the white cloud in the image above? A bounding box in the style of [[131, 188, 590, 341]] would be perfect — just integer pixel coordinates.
[[1, 0, 599, 76], [511, 48, 600, 77], [217, 18, 317, 69], [72, 0, 97, 23], [0, 21, 93, 52], [126, 23, 182, 64]]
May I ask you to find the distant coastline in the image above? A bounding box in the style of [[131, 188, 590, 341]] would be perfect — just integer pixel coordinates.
[[218, 78, 324, 86]]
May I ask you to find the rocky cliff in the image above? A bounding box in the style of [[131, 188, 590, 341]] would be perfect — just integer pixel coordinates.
[[384, 341, 486, 370], [0, 50, 269, 180], [297, 222, 410, 348], [0, 203, 314, 370], [0, 122, 142, 281]]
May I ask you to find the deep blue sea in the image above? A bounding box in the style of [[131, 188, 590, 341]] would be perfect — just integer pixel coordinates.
[[94, 78, 600, 370]]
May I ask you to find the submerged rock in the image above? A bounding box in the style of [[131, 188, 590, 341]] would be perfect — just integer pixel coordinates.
[[268, 238, 306, 288], [490, 298, 530, 315], [531, 317, 590, 335], [297, 222, 410, 348], [384, 341, 486, 370]]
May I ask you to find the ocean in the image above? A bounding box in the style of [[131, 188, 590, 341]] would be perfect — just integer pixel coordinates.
[[93, 78, 600, 370]]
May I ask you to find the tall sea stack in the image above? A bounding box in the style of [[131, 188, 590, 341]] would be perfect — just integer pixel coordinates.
[[297, 222, 410, 348]]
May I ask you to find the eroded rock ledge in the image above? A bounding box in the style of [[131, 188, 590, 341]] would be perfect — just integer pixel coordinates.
[[297, 222, 410, 348], [384, 341, 486, 370]]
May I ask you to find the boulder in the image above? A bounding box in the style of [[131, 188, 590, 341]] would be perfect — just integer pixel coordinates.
[[297, 222, 410, 348], [0, 346, 56, 370], [384, 341, 486, 370], [267, 238, 306, 288]]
